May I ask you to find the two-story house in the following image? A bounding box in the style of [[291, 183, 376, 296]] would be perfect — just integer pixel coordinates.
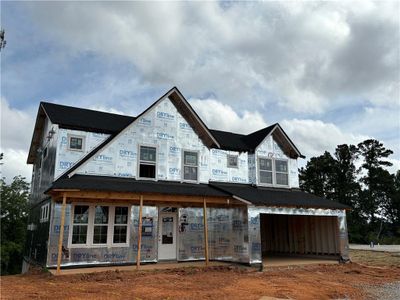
[[24, 87, 349, 273]]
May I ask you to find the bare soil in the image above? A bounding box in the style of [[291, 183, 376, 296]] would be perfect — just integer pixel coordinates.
[[1, 250, 399, 299]]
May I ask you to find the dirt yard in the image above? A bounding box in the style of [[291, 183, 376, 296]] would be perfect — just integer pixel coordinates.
[[1, 250, 399, 299]]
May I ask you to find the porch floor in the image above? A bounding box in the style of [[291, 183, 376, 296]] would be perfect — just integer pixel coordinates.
[[49, 260, 235, 276], [263, 256, 339, 267]]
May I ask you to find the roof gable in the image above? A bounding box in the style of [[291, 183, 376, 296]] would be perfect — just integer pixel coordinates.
[[64, 87, 218, 178]]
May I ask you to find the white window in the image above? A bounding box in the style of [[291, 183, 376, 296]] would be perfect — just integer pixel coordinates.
[[93, 206, 109, 245], [68, 134, 85, 151], [113, 207, 129, 244], [258, 158, 289, 186], [275, 159, 289, 186], [71, 205, 89, 245], [227, 155, 238, 168], [259, 158, 273, 184], [183, 151, 198, 181], [40, 203, 50, 223], [69, 205, 130, 248], [139, 146, 157, 179]]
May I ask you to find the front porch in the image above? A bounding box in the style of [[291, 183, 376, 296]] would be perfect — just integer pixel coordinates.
[[48, 182, 246, 275]]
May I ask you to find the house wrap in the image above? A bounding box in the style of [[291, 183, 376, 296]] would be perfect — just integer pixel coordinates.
[[24, 87, 350, 271]]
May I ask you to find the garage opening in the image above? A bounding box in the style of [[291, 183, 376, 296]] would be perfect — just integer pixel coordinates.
[[260, 214, 340, 265]]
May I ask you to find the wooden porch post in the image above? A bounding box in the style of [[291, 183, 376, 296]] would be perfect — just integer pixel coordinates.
[[56, 193, 67, 275], [136, 195, 144, 270], [203, 197, 209, 266]]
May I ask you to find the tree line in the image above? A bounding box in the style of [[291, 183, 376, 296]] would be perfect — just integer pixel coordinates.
[[299, 139, 400, 244]]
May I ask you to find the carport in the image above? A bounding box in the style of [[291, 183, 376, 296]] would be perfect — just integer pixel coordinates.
[[211, 183, 351, 265], [260, 214, 339, 257]]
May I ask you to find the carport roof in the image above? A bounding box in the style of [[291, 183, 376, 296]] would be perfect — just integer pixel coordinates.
[[210, 182, 350, 210]]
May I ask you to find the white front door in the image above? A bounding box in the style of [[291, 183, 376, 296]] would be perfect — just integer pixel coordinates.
[[158, 209, 177, 260]]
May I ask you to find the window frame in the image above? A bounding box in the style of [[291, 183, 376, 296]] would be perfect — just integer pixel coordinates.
[[181, 149, 199, 183], [137, 144, 158, 180], [227, 154, 239, 169], [70, 204, 90, 247], [68, 203, 131, 248], [257, 156, 290, 187], [92, 205, 110, 246], [40, 203, 50, 223], [67, 134, 85, 152], [274, 159, 289, 186]]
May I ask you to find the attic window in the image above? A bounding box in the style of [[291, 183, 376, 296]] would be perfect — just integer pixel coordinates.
[[227, 155, 238, 168], [68, 135, 85, 151]]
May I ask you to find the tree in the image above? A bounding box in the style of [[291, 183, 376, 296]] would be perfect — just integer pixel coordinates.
[[299, 151, 336, 198], [0, 176, 29, 275], [299, 139, 398, 244], [357, 139, 393, 237]]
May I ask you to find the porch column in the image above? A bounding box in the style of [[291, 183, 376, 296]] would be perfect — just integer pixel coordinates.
[[56, 193, 67, 275], [203, 197, 209, 266], [136, 195, 144, 270]]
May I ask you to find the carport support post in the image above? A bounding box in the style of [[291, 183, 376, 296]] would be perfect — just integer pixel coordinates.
[[136, 195, 144, 270], [56, 193, 67, 275], [203, 197, 209, 266]]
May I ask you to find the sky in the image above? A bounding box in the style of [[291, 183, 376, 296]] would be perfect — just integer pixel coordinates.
[[1, 1, 399, 182]]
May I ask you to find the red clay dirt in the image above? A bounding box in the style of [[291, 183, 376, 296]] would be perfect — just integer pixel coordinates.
[[1, 251, 399, 299]]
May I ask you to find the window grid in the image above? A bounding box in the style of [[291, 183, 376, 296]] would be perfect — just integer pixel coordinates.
[[71, 205, 89, 245], [258, 158, 289, 186], [227, 155, 238, 168], [183, 151, 198, 181], [69, 205, 130, 248], [139, 146, 157, 179]]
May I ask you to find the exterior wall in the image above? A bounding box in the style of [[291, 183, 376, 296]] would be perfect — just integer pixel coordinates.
[[25, 200, 51, 265], [178, 207, 249, 263], [30, 119, 58, 205], [255, 135, 299, 188], [54, 129, 110, 178], [47, 203, 249, 267], [209, 149, 249, 183], [76, 97, 211, 182]]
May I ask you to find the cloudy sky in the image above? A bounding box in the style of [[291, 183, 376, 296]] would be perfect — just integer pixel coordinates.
[[1, 1, 399, 182]]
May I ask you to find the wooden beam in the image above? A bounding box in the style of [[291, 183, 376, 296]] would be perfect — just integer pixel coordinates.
[[136, 195, 144, 270], [50, 190, 240, 206], [203, 197, 209, 266], [56, 193, 67, 275]]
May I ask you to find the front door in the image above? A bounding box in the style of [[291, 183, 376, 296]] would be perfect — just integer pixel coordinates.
[[158, 208, 177, 260]]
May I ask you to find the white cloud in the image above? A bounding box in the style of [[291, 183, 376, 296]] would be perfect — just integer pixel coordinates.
[[280, 118, 370, 158], [0, 149, 32, 182], [189, 98, 267, 134], [24, 1, 399, 114], [0, 97, 35, 182]]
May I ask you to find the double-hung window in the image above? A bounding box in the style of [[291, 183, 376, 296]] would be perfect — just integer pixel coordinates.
[[275, 160, 289, 186], [258, 158, 289, 186], [93, 206, 109, 244], [259, 158, 273, 184], [113, 207, 128, 244], [183, 151, 198, 181], [139, 146, 156, 179], [71, 205, 89, 245]]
